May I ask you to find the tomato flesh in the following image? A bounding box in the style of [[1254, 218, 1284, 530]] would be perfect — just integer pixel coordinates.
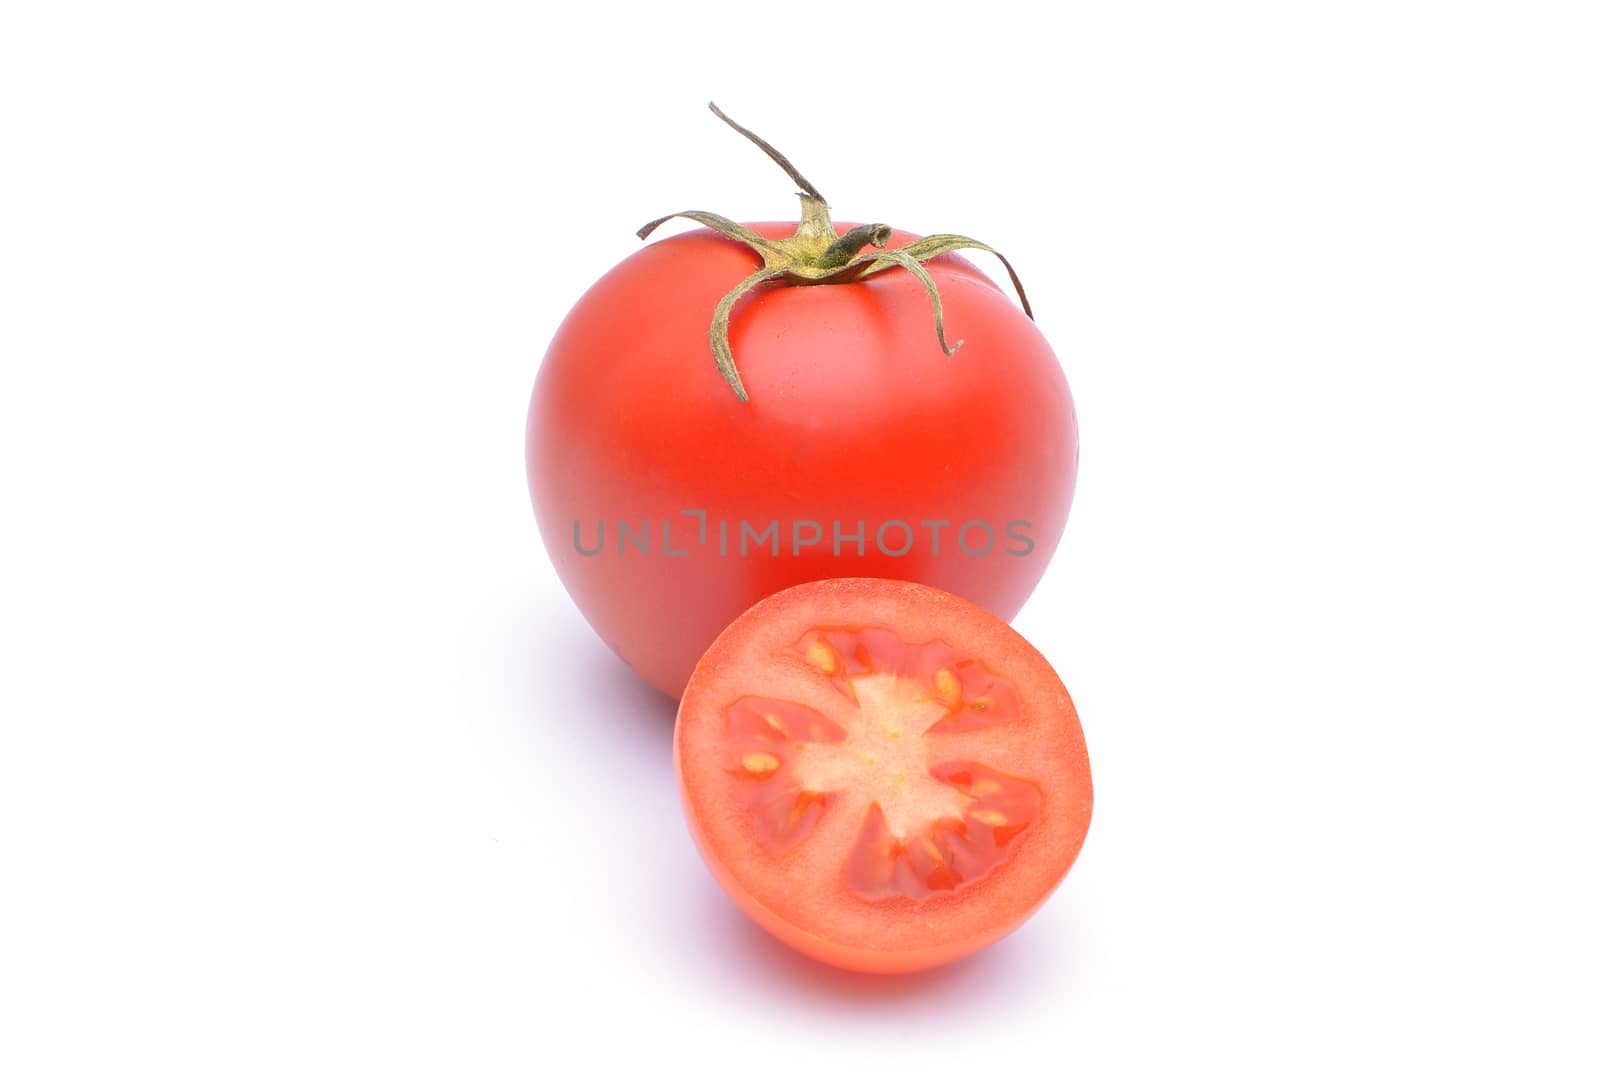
[[676, 578, 1092, 974]]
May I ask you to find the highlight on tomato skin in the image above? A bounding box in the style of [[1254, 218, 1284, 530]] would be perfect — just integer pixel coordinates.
[[674, 577, 1092, 975]]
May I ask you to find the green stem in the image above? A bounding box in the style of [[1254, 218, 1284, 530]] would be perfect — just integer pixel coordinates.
[[633, 105, 1039, 401], [816, 223, 892, 269], [708, 102, 823, 200]]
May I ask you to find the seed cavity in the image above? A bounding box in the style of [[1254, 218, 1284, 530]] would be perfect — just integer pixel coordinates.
[[783, 792, 823, 833]]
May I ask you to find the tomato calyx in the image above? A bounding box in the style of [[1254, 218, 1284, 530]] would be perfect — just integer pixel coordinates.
[[635, 102, 1036, 402]]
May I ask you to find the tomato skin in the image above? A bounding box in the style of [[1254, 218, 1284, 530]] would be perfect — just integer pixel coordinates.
[[528, 222, 1077, 697], [675, 578, 1092, 974]]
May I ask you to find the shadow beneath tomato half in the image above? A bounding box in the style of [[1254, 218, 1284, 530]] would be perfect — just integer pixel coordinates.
[[511, 602, 680, 840]]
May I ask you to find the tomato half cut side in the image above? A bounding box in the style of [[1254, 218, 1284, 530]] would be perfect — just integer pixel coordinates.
[[675, 578, 1092, 974]]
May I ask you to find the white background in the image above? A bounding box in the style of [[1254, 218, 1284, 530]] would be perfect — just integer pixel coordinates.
[[3, 2, 1597, 1063]]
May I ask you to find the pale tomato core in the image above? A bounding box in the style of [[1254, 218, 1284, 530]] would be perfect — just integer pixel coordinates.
[[720, 626, 1042, 901]]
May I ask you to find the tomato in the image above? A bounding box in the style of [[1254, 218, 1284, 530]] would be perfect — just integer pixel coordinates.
[[675, 578, 1092, 973], [525, 227, 1078, 695], [526, 106, 1078, 696]]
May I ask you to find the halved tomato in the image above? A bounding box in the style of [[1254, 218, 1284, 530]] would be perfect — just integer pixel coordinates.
[[675, 578, 1092, 974]]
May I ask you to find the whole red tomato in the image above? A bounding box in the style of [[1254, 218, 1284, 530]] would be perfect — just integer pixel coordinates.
[[527, 107, 1078, 697]]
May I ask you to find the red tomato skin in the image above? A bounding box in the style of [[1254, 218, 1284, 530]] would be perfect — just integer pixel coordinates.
[[528, 222, 1077, 697]]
